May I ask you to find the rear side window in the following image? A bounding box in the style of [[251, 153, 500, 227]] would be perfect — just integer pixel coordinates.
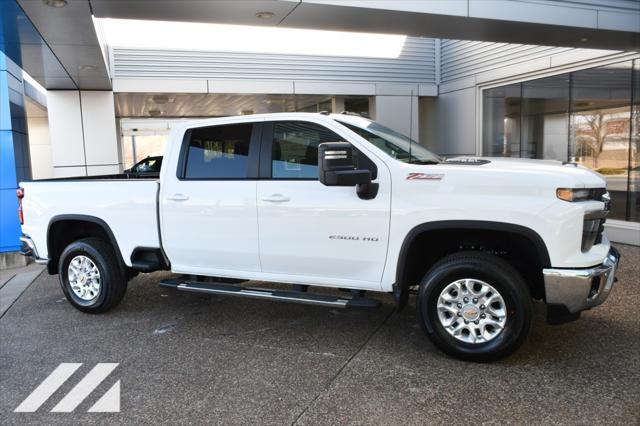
[[184, 123, 253, 179]]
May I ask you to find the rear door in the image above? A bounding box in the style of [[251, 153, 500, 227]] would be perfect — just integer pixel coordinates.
[[161, 119, 262, 276], [256, 119, 391, 289]]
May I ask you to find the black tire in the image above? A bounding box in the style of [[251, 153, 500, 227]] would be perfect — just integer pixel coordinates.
[[417, 251, 532, 362], [58, 237, 127, 313]]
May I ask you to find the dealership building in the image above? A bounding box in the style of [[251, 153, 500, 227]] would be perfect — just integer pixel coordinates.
[[1, 0, 638, 263]]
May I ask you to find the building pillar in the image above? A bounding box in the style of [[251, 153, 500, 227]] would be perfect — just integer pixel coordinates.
[[331, 96, 345, 113], [0, 52, 30, 259], [374, 95, 419, 140], [48, 91, 121, 177]]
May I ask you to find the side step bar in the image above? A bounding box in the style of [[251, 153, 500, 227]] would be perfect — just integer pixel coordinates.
[[159, 278, 380, 310]]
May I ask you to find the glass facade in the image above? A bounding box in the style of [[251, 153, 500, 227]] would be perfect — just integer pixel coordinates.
[[482, 59, 640, 223], [121, 134, 167, 169]]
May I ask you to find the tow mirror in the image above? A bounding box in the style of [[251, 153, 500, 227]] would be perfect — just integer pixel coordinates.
[[318, 142, 378, 200]]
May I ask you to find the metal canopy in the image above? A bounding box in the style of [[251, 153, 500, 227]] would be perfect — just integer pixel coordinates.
[[3, 0, 639, 90]]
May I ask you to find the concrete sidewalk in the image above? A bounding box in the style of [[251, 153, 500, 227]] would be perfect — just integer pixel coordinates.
[[0, 263, 45, 318]]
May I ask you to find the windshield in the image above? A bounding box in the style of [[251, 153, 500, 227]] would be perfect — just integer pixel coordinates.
[[336, 119, 441, 164]]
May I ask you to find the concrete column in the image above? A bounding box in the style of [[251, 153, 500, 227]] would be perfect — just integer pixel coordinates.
[[0, 52, 30, 255], [25, 114, 53, 180], [331, 96, 345, 113], [424, 88, 477, 156], [373, 95, 419, 140], [542, 114, 569, 161], [48, 91, 121, 177], [368, 97, 376, 119]]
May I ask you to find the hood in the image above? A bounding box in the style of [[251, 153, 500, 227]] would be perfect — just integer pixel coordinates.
[[443, 156, 606, 189]]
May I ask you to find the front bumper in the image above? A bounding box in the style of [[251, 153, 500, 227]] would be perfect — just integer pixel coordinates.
[[543, 247, 619, 316], [19, 234, 48, 265]]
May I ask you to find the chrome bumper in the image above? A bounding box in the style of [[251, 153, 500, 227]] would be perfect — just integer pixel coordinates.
[[543, 247, 619, 313], [19, 234, 48, 265]]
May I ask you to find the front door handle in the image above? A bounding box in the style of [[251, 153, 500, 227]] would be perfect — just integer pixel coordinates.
[[167, 193, 189, 201], [261, 194, 290, 203]]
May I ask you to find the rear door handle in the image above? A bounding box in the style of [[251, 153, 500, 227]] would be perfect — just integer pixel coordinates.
[[167, 193, 189, 201], [261, 194, 290, 203]]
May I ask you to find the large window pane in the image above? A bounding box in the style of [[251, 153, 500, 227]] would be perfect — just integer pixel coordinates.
[[120, 118, 175, 169], [482, 83, 521, 157], [130, 135, 166, 166], [570, 62, 632, 220], [521, 74, 570, 160], [629, 59, 640, 222], [482, 61, 637, 223]]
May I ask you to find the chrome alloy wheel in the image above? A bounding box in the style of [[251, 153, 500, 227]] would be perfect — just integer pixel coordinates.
[[68, 255, 101, 301], [436, 279, 507, 344]]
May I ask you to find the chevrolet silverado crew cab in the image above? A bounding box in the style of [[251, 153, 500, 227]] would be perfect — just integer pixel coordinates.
[[18, 112, 619, 362]]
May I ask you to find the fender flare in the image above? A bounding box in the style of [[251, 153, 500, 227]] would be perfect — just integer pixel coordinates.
[[46, 214, 124, 274], [393, 220, 551, 310]]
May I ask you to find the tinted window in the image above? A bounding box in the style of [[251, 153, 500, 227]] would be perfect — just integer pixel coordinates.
[[133, 157, 162, 173], [272, 121, 346, 179], [184, 123, 253, 179]]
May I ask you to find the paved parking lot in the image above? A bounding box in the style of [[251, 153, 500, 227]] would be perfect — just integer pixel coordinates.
[[1, 244, 639, 425]]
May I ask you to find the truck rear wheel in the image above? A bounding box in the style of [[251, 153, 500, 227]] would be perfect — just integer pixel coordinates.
[[417, 251, 532, 362], [58, 237, 127, 313]]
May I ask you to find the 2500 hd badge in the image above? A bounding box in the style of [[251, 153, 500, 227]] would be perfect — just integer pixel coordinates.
[[329, 235, 380, 242]]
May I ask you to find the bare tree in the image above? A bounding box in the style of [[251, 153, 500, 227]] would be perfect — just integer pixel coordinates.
[[576, 112, 610, 169]]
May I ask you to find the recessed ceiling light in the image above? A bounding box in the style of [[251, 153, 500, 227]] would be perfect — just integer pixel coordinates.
[[43, 0, 68, 8], [255, 11, 275, 19], [579, 37, 589, 43], [79, 65, 96, 70]]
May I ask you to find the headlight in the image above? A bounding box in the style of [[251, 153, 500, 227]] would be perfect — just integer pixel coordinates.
[[556, 188, 607, 202]]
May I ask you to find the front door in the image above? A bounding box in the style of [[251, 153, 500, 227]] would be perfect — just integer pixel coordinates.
[[161, 120, 262, 276], [257, 119, 391, 289]]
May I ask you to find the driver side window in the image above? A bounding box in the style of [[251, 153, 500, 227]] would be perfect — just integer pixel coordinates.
[[270, 121, 376, 179], [271, 121, 344, 179]]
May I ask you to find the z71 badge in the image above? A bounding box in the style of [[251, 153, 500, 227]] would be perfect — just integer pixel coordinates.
[[406, 172, 444, 180]]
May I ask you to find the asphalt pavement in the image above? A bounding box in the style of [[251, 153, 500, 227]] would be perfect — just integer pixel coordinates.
[[1, 244, 638, 425]]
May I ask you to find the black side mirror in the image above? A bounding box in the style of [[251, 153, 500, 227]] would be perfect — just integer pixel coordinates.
[[318, 142, 378, 200]]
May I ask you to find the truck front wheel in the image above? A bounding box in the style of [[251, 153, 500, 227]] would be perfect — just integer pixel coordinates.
[[417, 251, 532, 362], [58, 237, 127, 313]]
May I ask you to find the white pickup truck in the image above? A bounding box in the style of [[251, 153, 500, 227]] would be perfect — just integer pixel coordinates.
[[18, 112, 619, 361]]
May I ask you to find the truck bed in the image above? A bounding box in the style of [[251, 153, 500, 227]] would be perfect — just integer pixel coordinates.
[[20, 177, 161, 267], [31, 172, 159, 181]]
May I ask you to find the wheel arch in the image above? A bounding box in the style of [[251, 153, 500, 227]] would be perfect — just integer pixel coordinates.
[[46, 214, 124, 275], [393, 220, 551, 310]]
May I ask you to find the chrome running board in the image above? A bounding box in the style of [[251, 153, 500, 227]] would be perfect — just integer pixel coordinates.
[[159, 278, 380, 310]]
